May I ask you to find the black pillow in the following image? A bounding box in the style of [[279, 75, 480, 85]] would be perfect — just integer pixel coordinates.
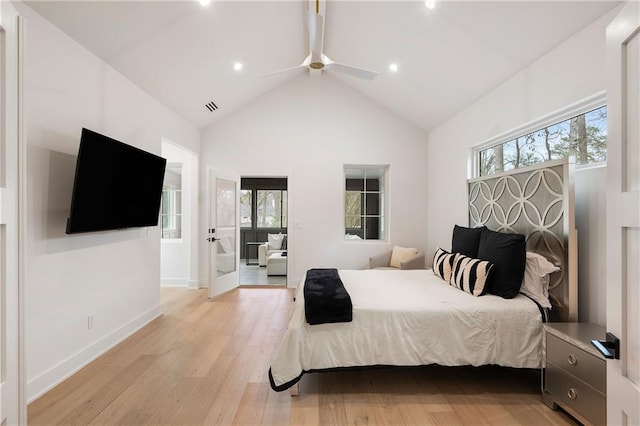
[[451, 225, 487, 258], [477, 228, 526, 299], [281, 235, 288, 250]]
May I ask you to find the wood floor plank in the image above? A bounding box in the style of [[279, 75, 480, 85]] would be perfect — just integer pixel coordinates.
[[28, 287, 580, 425]]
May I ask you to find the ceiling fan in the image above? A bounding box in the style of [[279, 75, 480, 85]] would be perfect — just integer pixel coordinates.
[[264, 0, 378, 80]]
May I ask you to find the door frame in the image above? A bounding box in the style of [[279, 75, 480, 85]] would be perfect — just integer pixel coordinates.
[[239, 174, 290, 285]]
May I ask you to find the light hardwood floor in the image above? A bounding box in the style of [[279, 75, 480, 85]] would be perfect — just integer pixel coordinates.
[[28, 287, 578, 425]]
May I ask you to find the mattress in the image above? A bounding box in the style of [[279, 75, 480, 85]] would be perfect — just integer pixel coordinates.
[[269, 269, 544, 391]]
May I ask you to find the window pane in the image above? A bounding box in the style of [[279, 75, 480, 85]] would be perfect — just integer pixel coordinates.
[[365, 217, 380, 239], [282, 190, 288, 228], [477, 105, 607, 177], [345, 191, 361, 217], [346, 178, 364, 191], [256, 190, 282, 228], [365, 178, 380, 191], [240, 189, 252, 228], [345, 215, 362, 228], [365, 193, 380, 215]]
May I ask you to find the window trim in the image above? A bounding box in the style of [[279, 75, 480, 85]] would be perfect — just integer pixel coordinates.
[[469, 91, 606, 179]]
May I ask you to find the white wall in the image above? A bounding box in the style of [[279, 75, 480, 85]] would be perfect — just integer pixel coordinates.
[[200, 74, 429, 287], [17, 3, 200, 401], [426, 9, 620, 325], [161, 140, 199, 288]]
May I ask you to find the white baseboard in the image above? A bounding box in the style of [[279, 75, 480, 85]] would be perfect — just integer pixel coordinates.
[[27, 304, 163, 403], [188, 279, 199, 289], [160, 278, 189, 287]]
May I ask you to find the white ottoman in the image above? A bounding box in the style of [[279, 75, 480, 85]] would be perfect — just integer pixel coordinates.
[[267, 252, 287, 276]]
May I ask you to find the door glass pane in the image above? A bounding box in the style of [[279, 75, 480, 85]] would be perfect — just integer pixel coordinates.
[[625, 33, 639, 191], [216, 178, 236, 277]]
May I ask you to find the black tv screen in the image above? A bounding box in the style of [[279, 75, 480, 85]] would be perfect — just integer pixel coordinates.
[[66, 128, 167, 234]]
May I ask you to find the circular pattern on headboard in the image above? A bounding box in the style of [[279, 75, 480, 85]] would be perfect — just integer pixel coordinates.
[[468, 161, 576, 320]]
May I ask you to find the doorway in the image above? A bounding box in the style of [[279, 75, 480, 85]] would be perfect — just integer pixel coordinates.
[[160, 140, 198, 288], [239, 177, 288, 285]]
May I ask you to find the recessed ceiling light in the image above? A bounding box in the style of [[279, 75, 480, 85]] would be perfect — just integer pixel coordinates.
[[199, 0, 212, 7], [389, 63, 399, 73], [233, 62, 243, 71], [425, 0, 436, 10]]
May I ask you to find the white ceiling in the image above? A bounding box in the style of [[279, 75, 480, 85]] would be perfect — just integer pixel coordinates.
[[26, 0, 620, 132]]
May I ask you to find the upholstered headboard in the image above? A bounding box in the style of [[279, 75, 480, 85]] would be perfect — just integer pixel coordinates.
[[467, 159, 578, 321]]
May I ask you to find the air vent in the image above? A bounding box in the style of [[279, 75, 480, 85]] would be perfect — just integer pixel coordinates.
[[205, 101, 218, 112]]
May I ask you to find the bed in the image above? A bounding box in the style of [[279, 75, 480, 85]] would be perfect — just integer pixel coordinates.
[[269, 159, 577, 392]]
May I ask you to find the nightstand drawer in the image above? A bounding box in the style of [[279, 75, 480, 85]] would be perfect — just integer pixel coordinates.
[[547, 333, 605, 392], [546, 363, 605, 425]]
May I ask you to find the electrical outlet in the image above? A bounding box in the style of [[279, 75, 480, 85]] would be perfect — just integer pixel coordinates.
[[88, 314, 95, 329]]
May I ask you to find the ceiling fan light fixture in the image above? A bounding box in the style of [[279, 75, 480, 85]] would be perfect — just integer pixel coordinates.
[[425, 0, 436, 10], [310, 62, 325, 70]]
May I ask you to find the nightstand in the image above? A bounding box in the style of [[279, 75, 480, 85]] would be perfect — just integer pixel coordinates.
[[542, 323, 606, 426]]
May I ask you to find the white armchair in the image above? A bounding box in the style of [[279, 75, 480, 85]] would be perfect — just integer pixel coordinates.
[[369, 246, 425, 270], [258, 233, 287, 266]]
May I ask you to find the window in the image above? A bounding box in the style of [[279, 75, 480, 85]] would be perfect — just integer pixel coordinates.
[[161, 164, 182, 239], [240, 189, 252, 228], [256, 190, 287, 228], [344, 166, 388, 240], [477, 104, 607, 177]]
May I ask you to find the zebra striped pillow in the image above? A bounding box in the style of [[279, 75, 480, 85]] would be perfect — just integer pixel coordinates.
[[432, 248, 455, 282], [450, 253, 494, 297]]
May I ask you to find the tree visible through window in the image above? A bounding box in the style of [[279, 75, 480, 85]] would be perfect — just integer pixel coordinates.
[[256, 190, 287, 228], [478, 105, 607, 176], [240, 190, 252, 228]]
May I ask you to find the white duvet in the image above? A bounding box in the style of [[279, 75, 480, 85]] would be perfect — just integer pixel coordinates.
[[269, 269, 544, 390]]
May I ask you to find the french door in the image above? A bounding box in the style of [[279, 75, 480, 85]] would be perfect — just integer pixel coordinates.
[[208, 168, 240, 297], [605, 2, 640, 423], [0, 1, 25, 424]]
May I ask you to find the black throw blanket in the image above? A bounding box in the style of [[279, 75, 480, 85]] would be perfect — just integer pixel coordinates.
[[304, 268, 353, 325]]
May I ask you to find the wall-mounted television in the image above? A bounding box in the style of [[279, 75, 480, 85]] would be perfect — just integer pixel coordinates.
[[66, 128, 167, 234]]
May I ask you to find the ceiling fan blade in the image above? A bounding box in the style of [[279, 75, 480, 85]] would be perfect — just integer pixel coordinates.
[[261, 55, 311, 78], [323, 56, 378, 80], [307, 10, 324, 62]]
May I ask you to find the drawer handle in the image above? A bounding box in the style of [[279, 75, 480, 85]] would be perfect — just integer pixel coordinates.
[[567, 354, 578, 365], [567, 388, 578, 400]]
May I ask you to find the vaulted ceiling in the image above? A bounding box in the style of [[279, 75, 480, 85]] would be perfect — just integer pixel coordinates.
[[26, 0, 620, 132]]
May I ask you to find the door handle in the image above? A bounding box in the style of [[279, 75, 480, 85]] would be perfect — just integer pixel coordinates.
[[591, 332, 620, 359], [207, 237, 220, 242]]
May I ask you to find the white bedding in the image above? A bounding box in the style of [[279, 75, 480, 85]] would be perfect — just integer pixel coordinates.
[[269, 269, 544, 391]]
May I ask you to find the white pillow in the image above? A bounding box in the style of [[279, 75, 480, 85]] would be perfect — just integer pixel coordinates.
[[268, 233, 284, 250], [520, 251, 559, 309], [390, 246, 419, 269]]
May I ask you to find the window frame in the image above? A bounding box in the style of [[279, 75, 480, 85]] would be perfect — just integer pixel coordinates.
[[470, 91, 607, 178], [344, 165, 389, 242]]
